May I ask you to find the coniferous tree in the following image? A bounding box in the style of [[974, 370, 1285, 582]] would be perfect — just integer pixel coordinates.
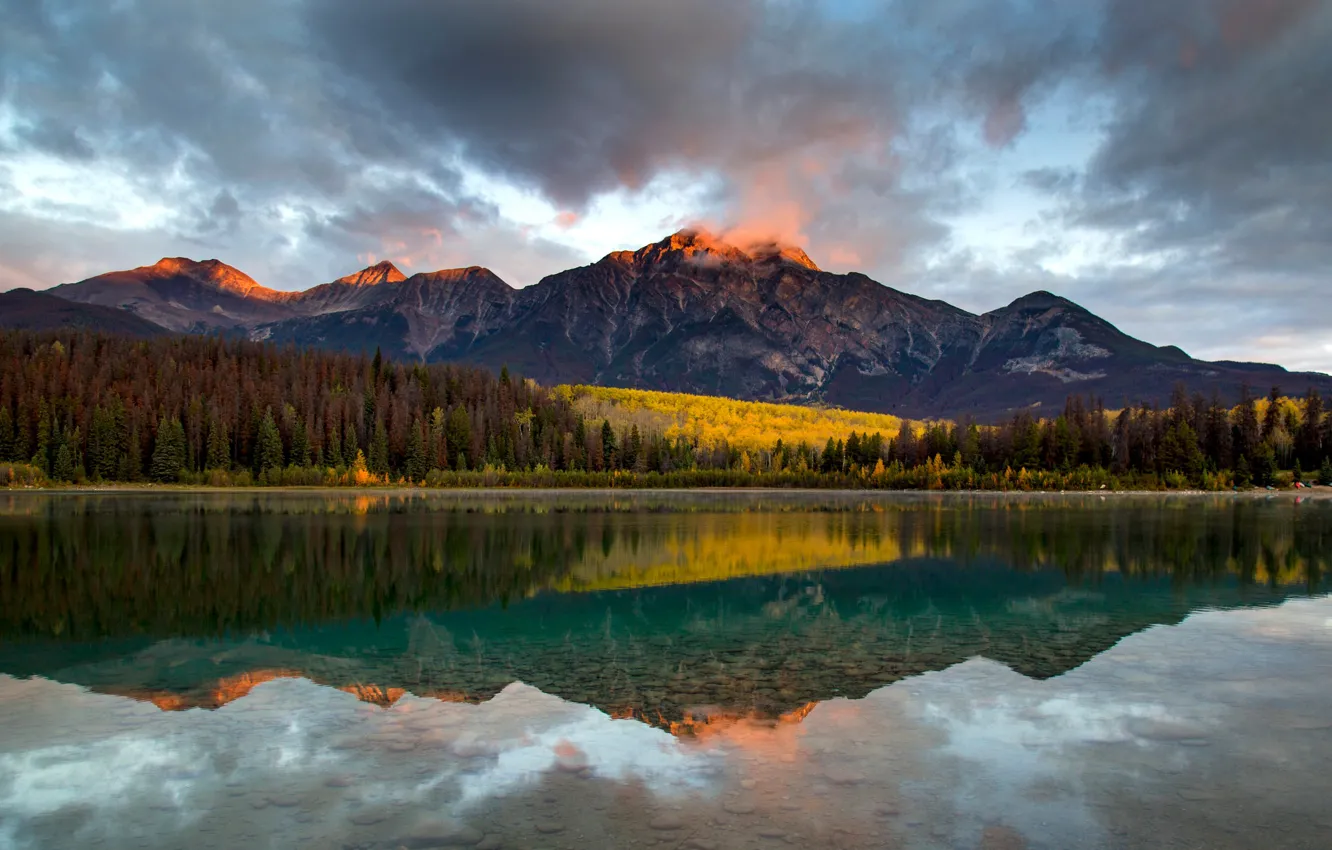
[[1234, 387, 1260, 463], [1299, 389, 1325, 470], [150, 417, 187, 483], [66, 425, 83, 481], [846, 432, 862, 468], [1010, 414, 1040, 469], [206, 417, 230, 470], [820, 437, 838, 473], [52, 426, 76, 482], [121, 422, 143, 481], [325, 421, 344, 468], [254, 409, 284, 477], [1253, 443, 1278, 487], [894, 420, 918, 468], [11, 403, 30, 466], [1262, 386, 1283, 439], [428, 407, 447, 470], [447, 406, 472, 471], [32, 404, 52, 475], [1159, 420, 1204, 483], [342, 424, 359, 464], [368, 420, 390, 475], [290, 418, 312, 467], [404, 419, 428, 481], [88, 404, 121, 480], [600, 420, 617, 470], [625, 425, 643, 471], [0, 406, 13, 462], [1321, 456, 1332, 487]]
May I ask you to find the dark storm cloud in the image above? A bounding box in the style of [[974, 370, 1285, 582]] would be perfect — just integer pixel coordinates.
[[898, 0, 1332, 367], [301, 0, 955, 256], [1075, 0, 1332, 269], [305, 0, 757, 205], [0, 0, 502, 285]]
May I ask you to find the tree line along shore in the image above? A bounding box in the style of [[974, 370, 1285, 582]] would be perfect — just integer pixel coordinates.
[[2, 330, 1331, 491]]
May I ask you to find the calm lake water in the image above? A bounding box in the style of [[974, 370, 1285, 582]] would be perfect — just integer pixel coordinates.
[[1, 491, 1331, 850]]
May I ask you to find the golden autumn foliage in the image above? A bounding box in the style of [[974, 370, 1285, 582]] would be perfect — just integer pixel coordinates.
[[552, 512, 920, 592], [563, 384, 922, 454]]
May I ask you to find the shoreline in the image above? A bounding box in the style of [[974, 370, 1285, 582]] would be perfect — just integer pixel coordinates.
[[8, 484, 1331, 500]]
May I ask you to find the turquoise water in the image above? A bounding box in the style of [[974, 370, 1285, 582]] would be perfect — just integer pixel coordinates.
[[1, 492, 1330, 849]]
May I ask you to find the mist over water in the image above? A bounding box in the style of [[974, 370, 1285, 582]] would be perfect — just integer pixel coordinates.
[[1, 492, 1330, 849]]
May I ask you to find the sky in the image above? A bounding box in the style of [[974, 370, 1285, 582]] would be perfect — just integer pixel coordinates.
[[1, 0, 1330, 372]]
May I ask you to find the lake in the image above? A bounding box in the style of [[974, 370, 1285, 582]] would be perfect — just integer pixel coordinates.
[[1, 491, 1330, 849]]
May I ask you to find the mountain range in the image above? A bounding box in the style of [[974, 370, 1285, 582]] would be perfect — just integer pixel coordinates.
[[23, 229, 1332, 420]]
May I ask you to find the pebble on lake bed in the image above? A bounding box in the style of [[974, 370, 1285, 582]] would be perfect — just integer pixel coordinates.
[[649, 814, 685, 830]]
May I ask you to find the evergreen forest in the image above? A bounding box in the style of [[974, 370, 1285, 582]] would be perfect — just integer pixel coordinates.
[[2, 330, 1330, 490]]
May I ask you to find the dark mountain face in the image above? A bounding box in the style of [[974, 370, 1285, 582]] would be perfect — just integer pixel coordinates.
[[48, 257, 295, 332], [257, 267, 517, 361], [38, 231, 1332, 420], [0, 289, 167, 338]]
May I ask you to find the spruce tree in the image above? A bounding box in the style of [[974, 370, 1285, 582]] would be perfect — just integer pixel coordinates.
[[1298, 389, 1324, 468], [0, 407, 12, 462], [89, 406, 119, 479], [32, 405, 52, 475], [342, 425, 358, 464], [626, 425, 643, 471], [53, 443, 75, 482], [1262, 386, 1283, 439], [368, 420, 390, 475], [447, 406, 472, 470], [254, 409, 285, 476], [63, 425, 83, 481], [821, 437, 838, 473], [325, 421, 344, 468], [121, 422, 143, 481], [1253, 443, 1278, 487], [429, 407, 447, 470], [12, 402, 32, 467], [404, 419, 428, 481], [150, 417, 187, 482], [206, 417, 230, 470], [600, 420, 617, 469], [51, 422, 77, 482], [290, 418, 311, 467], [1320, 457, 1332, 487]]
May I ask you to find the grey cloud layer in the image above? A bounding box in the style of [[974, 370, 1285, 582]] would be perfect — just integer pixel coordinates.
[[0, 0, 1329, 368]]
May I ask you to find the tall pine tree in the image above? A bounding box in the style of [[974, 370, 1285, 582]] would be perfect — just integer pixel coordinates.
[[368, 420, 391, 475], [254, 409, 285, 476], [150, 417, 187, 482], [447, 406, 471, 471], [0, 406, 13, 462], [206, 416, 231, 470], [404, 418, 428, 481]]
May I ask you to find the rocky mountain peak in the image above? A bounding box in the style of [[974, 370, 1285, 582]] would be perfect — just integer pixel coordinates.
[[610, 229, 821, 274], [334, 261, 407, 287], [620, 228, 751, 271], [999, 291, 1079, 314], [150, 257, 266, 297], [744, 240, 821, 272]]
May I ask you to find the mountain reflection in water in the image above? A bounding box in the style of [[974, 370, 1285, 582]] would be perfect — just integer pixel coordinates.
[[0, 492, 1327, 728], [2, 492, 1332, 850]]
